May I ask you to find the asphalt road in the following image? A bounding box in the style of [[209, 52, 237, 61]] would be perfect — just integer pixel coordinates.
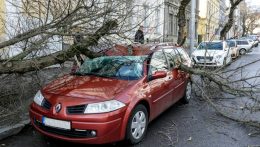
[[1, 44, 260, 147]]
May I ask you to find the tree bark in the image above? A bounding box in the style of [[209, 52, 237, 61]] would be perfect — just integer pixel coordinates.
[[0, 20, 118, 74], [177, 0, 190, 46]]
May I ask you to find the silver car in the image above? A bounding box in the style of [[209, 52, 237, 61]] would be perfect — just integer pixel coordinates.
[[236, 40, 252, 55]]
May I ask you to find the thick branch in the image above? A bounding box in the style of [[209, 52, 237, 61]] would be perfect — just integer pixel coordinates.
[[0, 20, 118, 74]]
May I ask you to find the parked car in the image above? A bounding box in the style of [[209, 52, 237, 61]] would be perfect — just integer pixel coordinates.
[[29, 45, 192, 145], [247, 39, 258, 48], [236, 39, 253, 55], [226, 40, 239, 59], [191, 40, 232, 67], [248, 35, 260, 43], [240, 36, 258, 47]]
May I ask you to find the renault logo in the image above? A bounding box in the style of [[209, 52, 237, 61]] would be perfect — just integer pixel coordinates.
[[55, 103, 62, 113]]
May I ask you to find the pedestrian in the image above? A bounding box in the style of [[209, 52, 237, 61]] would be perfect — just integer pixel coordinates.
[[134, 26, 144, 44], [74, 31, 84, 44]]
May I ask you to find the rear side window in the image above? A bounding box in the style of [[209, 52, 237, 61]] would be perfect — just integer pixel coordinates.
[[164, 49, 179, 69], [176, 48, 190, 66], [149, 51, 168, 74], [237, 41, 249, 45]]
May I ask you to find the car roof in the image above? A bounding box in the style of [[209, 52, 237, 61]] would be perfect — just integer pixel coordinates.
[[200, 40, 223, 43], [102, 43, 180, 56], [236, 39, 249, 41]]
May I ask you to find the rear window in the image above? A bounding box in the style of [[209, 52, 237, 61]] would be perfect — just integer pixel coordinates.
[[197, 42, 223, 50]]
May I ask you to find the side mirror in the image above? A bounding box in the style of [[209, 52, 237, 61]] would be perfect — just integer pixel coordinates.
[[152, 71, 167, 80]]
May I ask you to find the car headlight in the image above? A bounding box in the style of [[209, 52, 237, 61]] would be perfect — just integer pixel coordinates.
[[33, 90, 44, 106], [84, 100, 125, 114]]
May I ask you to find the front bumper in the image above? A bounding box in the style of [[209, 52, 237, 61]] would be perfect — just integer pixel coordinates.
[[29, 104, 127, 144], [192, 58, 223, 67]]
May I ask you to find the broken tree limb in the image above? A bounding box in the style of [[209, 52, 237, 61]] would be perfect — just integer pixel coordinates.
[[0, 20, 118, 74]]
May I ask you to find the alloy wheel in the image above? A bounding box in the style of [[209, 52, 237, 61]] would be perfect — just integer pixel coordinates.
[[239, 49, 246, 55]]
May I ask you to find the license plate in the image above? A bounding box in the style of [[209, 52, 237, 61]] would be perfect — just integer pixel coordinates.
[[199, 59, 209, 62], [42, 117, 71, 130]]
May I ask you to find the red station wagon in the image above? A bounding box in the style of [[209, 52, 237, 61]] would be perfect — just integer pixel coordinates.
[[29, 44, 192, 145]]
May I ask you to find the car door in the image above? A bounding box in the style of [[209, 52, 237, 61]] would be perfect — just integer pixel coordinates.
[[147, 50, 173, 118], [175, 48, 191, 99], [164, 48, 185, 103], [238, 40, 250, 50]]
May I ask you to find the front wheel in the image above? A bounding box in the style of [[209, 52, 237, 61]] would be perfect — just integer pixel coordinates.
[[181, 81, 192, 104], [126, 105, 148, 144]]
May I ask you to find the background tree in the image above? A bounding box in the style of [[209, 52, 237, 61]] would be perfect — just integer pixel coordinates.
[[220, 0, 244, 39], [177, 0, 190, 46], [241, 6, 260, 36]]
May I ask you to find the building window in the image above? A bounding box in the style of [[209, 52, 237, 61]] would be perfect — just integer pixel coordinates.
[[169, 13, 173, 35], [186, 19, 190, 37], [173, 15, 178, 35]]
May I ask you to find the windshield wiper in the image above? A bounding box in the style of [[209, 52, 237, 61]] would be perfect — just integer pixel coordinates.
[[71, 72, 84, 76], [72, 72, 96, 76]]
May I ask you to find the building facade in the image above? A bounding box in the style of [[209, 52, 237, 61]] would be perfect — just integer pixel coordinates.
[[197, 0, 220, 42], [127, 0, 199, 45]]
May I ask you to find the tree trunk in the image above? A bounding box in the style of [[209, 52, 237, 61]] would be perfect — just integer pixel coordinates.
[[177, 0, 190, 46], [241, 15, 246, 37]]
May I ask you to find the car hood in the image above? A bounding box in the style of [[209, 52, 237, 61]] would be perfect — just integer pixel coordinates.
[[192, 49, 224, 57], [42, 74, 137, 101]]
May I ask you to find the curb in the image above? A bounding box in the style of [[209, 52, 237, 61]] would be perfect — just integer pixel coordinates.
[[0, 119, 30, 140]]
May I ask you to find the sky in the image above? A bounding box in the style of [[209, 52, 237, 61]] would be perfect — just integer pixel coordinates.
[[225, 0, 260, 9], [245, 0, 260, 10]]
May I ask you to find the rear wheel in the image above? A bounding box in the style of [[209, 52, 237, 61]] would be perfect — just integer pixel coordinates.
[[239, 48, 246, 55], [181, 81, 192, 104], [126, 105, 148, 144]]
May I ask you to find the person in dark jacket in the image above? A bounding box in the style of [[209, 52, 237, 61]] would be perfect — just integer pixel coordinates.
[[134, 26, 144, 44], [74, 31, 84, 44]]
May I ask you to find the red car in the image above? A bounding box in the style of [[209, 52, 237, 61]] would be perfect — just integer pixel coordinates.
[[29, 45, 192, 145]]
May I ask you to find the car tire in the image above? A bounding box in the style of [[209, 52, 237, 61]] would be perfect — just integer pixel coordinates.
[[126, 104, 148, 145], [239, 48, 246, 55], [181, 81, 192, 104]]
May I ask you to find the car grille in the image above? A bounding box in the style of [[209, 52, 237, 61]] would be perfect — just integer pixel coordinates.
[[34, 120, 94, 138], [67, 105, 86, 114], [42, 99, 52, 110], [196, 56, 213, 61]]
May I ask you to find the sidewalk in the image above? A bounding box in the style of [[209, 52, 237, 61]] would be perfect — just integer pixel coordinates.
[[0, 115, 30, 140]]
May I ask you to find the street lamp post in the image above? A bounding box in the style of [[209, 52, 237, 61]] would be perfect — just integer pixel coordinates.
[[189, 0, 196, 56]]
